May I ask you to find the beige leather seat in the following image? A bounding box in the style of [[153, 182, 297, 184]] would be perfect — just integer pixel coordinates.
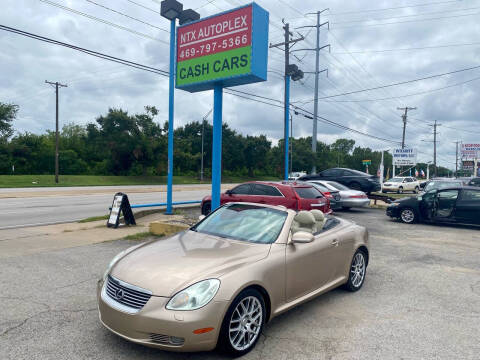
[[291, 211, 316, 234], [310, 210, 326, 233]]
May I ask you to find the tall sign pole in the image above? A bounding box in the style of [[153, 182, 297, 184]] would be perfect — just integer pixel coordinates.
[[166, 19, 176, 214], [176, 3, 269, 211], [45, 80, 67, 184]]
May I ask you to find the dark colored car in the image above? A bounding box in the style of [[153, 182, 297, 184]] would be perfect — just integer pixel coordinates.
[[420, 179, 464, 192], [468, 177, 480, 187], [299, 168, 381, 194], [201, 181, 332, 215], [386, 186, 480, 225], [308, 182, 342, 210]]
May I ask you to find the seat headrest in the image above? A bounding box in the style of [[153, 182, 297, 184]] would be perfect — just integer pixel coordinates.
[[310, 209, 325, 222], [293, 211, 316, 226]]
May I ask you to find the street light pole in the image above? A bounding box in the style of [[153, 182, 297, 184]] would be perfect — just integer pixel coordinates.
[[166, 18, 175, 214]]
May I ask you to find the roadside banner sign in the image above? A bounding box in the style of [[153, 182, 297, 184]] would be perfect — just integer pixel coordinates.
[[461, 143, 480, 159], [176, 3, 269, 92], [362, 159, 371, 165], [107, 193, 136, 228], [392, 148, 417, 166]]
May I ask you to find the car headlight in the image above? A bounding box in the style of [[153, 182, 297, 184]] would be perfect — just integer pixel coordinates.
[[102, 245, 141, 281], [166, 279, 220, 311]]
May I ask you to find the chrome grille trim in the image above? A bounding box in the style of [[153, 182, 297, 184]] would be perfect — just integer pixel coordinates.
[[101, 275, 152, 314], [150, 333, 185, 346]]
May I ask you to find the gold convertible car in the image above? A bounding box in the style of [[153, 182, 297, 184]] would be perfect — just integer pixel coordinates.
[[97, 203, 369, 356]]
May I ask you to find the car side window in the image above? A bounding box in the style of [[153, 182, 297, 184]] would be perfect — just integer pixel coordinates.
[[341, 170, 352, 176], [231, 184, 251, 195], [406, 178, 413, 182], [251, 184, 283, 196], [315, 218, 340, 234], [437, 190, 459, 199], [461, 190, 480, 201]]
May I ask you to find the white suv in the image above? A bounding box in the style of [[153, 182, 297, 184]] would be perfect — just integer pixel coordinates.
[[382, 176, 420, 194]]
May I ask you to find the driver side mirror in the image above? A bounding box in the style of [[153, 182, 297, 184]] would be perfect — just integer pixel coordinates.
[[403, 179, 408, 183], [291, 231, 314, 244], [225, 189, 233, 196]]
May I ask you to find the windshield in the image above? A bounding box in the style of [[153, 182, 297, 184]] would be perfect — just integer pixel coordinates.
[[424, 181, 462, 192], [310, 183, 329, 192], [194, 204, 287, 244], [389, 177, 403, 183], [326, 181, 349, 190]]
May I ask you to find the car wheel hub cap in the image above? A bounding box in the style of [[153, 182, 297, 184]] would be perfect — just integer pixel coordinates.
[[350, 253, 365, 288], [229, 296, 262, 351], [402, 210, 414, 222]]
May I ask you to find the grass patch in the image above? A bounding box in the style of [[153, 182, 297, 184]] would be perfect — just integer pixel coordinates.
[[78, 215, 109, 223], [123, 231, 164, 241], [0, 175, 279, 188]]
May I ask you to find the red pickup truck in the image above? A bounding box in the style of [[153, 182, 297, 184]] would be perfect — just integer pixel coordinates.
[[201, 181, 332, 215]]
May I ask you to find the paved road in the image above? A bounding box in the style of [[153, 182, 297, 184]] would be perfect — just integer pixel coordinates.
[[0, 185, 214, 229], [1, 208, 479, 359]]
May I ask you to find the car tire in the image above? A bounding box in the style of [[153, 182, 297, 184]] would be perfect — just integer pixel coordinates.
[[399, 207, 416, 224], [414, 186, 420, 193], [343, 249, 367, 292], [349, 182, 362, 191], [201, 201, 211, 215], [218, 288, 266, 357], [397, 187, 403, 194]]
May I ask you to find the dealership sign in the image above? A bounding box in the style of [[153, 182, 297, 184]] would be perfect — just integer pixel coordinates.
[[461, 143, 480, 159], [392, 148, 417, 165], [175, 3, 269, 92]]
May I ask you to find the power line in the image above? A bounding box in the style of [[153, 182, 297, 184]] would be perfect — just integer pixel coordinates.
[[297, 75, 480, 103], [38, 0, 168, 44], [331, 11, 480, 29], [124, 0, 158, 13], [333, 41, 480, 54], [327, 1, 463, 16], [0, 24, 169, 76], [224, 88, 402, 145], [331, 6, 480, 24], [295, 64, 480, 101], [85, 0, 169, 33]]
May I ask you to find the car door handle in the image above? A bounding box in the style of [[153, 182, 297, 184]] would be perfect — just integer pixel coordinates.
[[331, 239, 339, 247]]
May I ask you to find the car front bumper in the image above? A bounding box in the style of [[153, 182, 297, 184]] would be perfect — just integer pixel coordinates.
[[97, 279, 229, 352], [340, 198, 370, 208], [386, 206, 400, 218], [382, 185, 400, 192]]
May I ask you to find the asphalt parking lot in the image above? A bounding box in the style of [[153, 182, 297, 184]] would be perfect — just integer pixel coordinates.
[[1, 207, 480, 360]]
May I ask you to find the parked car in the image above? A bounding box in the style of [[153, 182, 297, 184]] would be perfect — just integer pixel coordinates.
[[382, 176, 420, 194], [299, 168, 381, 194], [98, 202, 369, 355], [421, 179, 464, 193], [468, 177, 480, 187], [309, 180, 370, 210], [308, 181, 342, 210], [201, 181, 331, 215], [288, 171, 307, 180], [386, 186, 480, 225]]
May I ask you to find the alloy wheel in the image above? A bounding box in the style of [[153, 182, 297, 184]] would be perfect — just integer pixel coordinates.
[[228, 296, 263, 351], [401, 209, 415, 223], [350, 252, 366, 288]]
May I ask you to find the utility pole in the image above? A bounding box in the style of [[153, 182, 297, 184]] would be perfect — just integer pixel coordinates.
[[45, 80, 67, 184], [296, 10, 329, 174], [269, 21, 304, 180], [453, 140, 460, 177], [423, 120, 441, 177], [397, 107, 416, 149]]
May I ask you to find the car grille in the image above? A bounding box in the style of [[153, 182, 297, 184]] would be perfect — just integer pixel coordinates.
[[150, 333, 185, 346], [105, 275, 151, 310]]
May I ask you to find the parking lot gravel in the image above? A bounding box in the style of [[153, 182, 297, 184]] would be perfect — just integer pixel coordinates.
[[1, 207, 479, 359]]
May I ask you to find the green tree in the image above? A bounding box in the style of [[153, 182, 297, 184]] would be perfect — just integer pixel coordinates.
[[0, 103, 18, 139]]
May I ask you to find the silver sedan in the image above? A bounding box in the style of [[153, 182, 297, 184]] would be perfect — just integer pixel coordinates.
[[309, 180, 370, 210]]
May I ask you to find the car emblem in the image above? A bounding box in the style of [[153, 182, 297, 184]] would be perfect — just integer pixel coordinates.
[[115, 289, 125, 301]]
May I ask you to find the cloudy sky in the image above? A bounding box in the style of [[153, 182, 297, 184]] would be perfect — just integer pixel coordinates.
[[1, 0, 479, 170]]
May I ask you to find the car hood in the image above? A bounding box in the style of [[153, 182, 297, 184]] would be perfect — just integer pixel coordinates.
[[110, 230, 271, 296], [391, 196, 418, 205]]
